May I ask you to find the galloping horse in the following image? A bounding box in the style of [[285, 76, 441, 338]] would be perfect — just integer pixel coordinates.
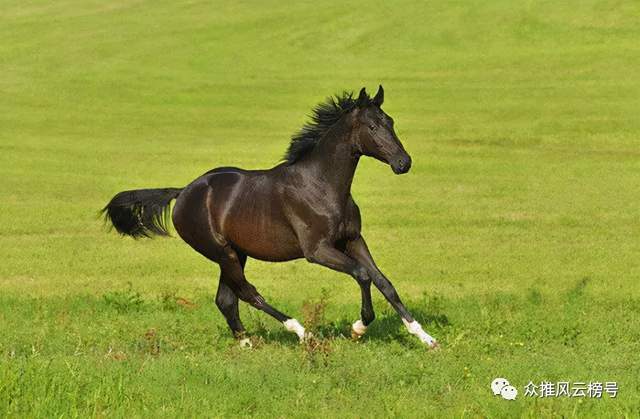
[[103, 86, 438, 348]]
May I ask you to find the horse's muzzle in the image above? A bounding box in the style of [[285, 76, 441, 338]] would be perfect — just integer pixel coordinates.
[[391, 154, 412, 174]]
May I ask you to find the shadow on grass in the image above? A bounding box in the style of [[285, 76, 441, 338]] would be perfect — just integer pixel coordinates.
[[247, 307, 451, 348]]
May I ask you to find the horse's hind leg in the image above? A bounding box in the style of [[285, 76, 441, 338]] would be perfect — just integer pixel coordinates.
[[215, 253, 246, 341], [216, 279, 244, 335], [220, 247, 307, 342]]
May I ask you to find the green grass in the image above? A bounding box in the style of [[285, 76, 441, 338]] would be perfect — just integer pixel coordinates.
[[1, 0, 639, 417]]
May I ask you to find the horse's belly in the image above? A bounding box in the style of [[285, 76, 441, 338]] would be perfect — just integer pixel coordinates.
[[229, 225, 304, 262], [219, 205, 303, 261]]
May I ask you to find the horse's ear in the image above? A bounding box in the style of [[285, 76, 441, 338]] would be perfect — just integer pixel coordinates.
[[372, 85, 384, 107], [356, 87, 368, 108]]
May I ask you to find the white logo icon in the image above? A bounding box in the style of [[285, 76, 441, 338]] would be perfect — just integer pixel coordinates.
[[491, 378, 509, 395], [492, 377, 517, 400], [501, 385, 518, 400]]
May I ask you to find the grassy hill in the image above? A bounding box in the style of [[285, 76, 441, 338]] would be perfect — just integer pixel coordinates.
[[1, 1, 639, 417]]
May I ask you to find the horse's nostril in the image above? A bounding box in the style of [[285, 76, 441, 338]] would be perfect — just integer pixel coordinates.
[[398, 157, 411, 173]]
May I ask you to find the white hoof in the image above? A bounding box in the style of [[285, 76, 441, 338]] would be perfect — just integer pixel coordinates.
[[283, 318, 306, 342], [351, 319, 367, 339], [402, 319, 438, 348], [238, 338, 252, 349]]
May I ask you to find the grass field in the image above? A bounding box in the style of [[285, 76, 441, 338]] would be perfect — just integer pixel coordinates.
[[1, 0, 640, 417]]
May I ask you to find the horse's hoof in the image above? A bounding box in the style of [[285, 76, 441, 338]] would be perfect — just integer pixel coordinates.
[[428, 341, 440, 351], [238, 338, 253, 349], [350, 329, 365, 340], [351, 320, 367, 340]]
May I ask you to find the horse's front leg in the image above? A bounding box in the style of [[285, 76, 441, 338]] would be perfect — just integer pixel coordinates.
[[346, 236, 438, 348], [303, 241, 375, 339]]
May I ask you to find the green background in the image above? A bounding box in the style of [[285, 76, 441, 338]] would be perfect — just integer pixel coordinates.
[[1, 1, 639, 417]]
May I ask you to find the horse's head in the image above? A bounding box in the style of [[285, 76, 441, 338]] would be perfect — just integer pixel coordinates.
[[350, 86, 411, 174]]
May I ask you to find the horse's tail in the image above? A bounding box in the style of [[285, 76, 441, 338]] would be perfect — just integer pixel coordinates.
[[102, 187, 183, 238]]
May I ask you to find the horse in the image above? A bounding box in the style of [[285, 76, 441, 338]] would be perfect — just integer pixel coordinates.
[[102, 86, 438, 348]]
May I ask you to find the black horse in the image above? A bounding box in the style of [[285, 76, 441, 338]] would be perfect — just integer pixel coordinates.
[[103, 86, 438, 348]]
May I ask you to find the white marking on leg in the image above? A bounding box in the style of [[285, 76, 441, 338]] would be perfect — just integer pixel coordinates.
[[351, 319, 367, 338], [402, 319, 438, 347], [283, 318, 306, 342], [238, 337, 252, 349]]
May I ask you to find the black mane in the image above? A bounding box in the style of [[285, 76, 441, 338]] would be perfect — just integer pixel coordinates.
[[284, 91, 368, 164]]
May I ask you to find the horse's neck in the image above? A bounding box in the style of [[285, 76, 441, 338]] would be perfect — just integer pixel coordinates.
[[304, 124, 359, 200]]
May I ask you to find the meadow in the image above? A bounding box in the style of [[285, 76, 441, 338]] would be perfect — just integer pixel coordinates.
[[1, 0, 639, 417]]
